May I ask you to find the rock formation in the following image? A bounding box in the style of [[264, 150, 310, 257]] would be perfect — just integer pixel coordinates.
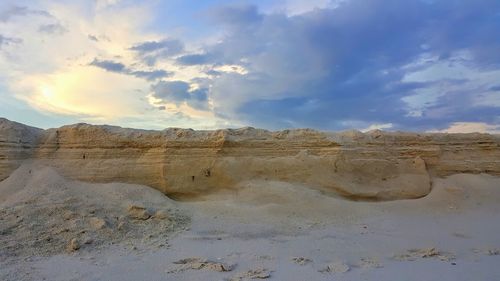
[[0, 117, 499, 201]]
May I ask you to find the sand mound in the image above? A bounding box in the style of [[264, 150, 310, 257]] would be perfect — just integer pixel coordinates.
[[0, 162, 189, 259]]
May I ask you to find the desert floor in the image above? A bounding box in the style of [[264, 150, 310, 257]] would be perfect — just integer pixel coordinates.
[[1, 162, 500, 280]]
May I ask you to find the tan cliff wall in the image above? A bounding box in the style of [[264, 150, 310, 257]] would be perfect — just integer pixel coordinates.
[[0, 118, 499, 201], [0, 118, 43, 182]]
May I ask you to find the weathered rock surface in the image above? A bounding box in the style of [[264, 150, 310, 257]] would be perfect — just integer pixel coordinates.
[[0, 118, 499, 201], [127, 205, 152, 220], [168, 257, 234, 273], [0, 118, 42, 182]]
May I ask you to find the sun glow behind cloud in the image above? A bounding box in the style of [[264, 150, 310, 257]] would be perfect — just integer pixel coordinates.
[[17, 67, 148, 119]]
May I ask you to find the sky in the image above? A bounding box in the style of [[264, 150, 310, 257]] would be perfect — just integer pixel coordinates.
[[0, 0, 499, 133]]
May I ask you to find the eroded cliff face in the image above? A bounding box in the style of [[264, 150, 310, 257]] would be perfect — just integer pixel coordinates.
[[0, 118, 499, 201], [0, 118, 42, 182]]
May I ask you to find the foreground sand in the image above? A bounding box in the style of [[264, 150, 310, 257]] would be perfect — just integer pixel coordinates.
[[1, 162, 499, 280]]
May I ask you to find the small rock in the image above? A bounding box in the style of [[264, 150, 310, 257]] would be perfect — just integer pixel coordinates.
[[88, 217, 107, 230], [230, 268, 271, 280], [320, 262, 350, 274], [169, 257, 233, 273], [359, 257, 383, 269], [62, 211, 76, 220], [487, 249, 500, 256], [394, 248, 454, 262], [83, 237, 93, 245], [116, 221, 125, 230], [153, 210, 169, 220], [291, 257, 312, 265], [419, 247, 439, 258], [67, 238, 80, 252], [127, 205, 151, 220]]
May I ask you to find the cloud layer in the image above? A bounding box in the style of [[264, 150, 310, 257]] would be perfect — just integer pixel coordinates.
[[0, 0, 498, 132], [183, 0, 500, 131]]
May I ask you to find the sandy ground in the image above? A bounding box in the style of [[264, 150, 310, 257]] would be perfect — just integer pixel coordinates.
[[1, 162, 500, 280]]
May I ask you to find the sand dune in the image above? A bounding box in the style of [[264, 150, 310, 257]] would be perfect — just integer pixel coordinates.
[[0, 162, 189, 259]]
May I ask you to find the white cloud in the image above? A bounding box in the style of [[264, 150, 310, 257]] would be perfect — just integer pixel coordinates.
[[95, 0, 122, 10], [429, 122, 500, 134], [471, 90, 500, 108], [269, 0, 346, 16], [0, 1, 231, 129], [360, 123, 393, 132], [402, 50, 500, 118]]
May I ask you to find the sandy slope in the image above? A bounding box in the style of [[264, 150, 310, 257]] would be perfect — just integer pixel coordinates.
[[0, 162, 189, 262], [1, 163, 499, 280]]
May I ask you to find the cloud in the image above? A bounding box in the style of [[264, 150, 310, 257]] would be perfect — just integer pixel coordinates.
[[360, 123, 394, 133], [130, 39, 183, 53], [95, 0, 122, 10], [87, 34, 99, 42], [176, 54, 212, 66], [279, 0, 340, 16], [429, 122, 500, 134], [1, 0, 499, 132], [0, 5, 52, 22], [0, 34, 22, 48], [129, 70, 171, 81], [151, 81, 209, 110], [38, 23, 68, 35], [207, 4, 263, 27], [90, 58, 126, 72], [89, 58, 171, 81], [87, 34, 111, 42], [130, 39, 184, 65], [0, 1, 200, 129], [181, 0, 500, 131]]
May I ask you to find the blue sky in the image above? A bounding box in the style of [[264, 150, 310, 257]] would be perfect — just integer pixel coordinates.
[[0, 0, 499, 132]]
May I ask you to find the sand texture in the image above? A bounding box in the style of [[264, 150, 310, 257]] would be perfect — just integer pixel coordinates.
[[1, 117, 500, 280], [1, 164, 500, 280]]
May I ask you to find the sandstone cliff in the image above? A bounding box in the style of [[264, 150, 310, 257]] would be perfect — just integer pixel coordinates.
[[0, 118, 43, 182], [0, 118, 498, 201]]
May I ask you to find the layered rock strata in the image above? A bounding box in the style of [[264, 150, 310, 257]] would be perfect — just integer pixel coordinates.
[[1, 118, 499, 200]]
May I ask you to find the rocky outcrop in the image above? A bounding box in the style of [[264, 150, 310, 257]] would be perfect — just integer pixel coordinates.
[[0, 118, 499, 201], [0, 118, 42, 182]]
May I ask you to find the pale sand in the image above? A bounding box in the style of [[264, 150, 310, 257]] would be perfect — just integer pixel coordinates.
[[1, 162, 500, 280]]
